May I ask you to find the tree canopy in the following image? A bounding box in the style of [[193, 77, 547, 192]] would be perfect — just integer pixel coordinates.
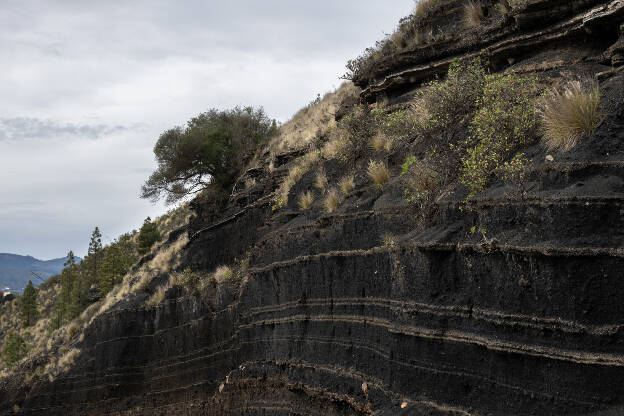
[[19, 280, 37, 327], [138, 217, 161, 255], [141, 106, 278, 204]]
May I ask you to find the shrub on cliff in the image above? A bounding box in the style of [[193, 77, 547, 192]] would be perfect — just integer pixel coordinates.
[[460, 73, 540, 195], [540, 81, 601, 152], [141, 106, 278, 204], [1, 332, 28, 367], [138, 217, 161, 255]]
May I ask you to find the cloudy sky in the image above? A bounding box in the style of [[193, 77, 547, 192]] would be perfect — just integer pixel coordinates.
[[0, 1, 412, 259]]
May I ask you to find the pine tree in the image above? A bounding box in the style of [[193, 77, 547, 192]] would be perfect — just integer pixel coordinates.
[[51, 251, 77, 328], [99, 234, 138, 295], [19, 280, 38, 327], [87, 227, 103, 284], [138, 217, 161, 255]]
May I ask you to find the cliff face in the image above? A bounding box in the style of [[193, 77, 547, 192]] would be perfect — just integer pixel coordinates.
[[3, 1, 624, 415]]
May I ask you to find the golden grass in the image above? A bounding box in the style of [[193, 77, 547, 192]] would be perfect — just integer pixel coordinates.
[[314, 169, 328, 192], [213, 265, 234, 283], [324, 188, 342, 213], [541, 81, 601, 152], [414, 0, 439, 18], [464, 1, 484, 27], [267, 83, 359, 154], [367, 160, 390, 188], [298, 191, 314, 210], [339, 174, 355, 195], [371, 134, 386, 152], [381, 233, 397, 247]]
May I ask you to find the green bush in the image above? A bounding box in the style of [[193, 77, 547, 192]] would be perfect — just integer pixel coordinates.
[[460, 73, 540, 196], [138, 217, 162, 255], [2, 332, 28, 367], [141, 106, 278, 204]]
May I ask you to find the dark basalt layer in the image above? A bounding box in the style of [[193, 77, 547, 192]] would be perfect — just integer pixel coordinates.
[[2, 1, 624, 415]]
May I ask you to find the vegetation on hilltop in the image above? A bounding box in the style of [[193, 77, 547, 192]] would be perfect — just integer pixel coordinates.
[[141, 106, 278, 205]]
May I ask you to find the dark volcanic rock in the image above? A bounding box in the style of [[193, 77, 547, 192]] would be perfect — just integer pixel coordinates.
[[2, 1, 624, 415]]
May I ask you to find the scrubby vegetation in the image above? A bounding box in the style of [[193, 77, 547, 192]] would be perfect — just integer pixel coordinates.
[[541, 81, 601, 152]]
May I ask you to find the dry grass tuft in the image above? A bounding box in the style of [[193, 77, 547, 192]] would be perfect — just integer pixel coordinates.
[[414, 0, 439, 18], [213, 265, 234, 283], [267, 83, 359, 154], [314, 169, 328, 192], [464, 1, 485, 27], [541, 81, 601, 152], [367, 160, 390, 188], [371, 134, 387, 152], [324, 188, 342, 213], [147, 285, 168, 307], [298, 191, 314, 210], [339, 174, 355, 195]]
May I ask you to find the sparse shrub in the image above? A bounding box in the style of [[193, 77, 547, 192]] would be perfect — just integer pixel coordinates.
[[381, 233, 397, 247], [2, 332, 28, 367], [339, 104, 378, 161], [367, 160, 390, 188], [464, 1, 485, 27], [314, 169, 328, 192], [180, 267, 201, 292], [324, 188, 342, 213], [339, 174, 355, 195], [497, 153, 531, 198], [461, 73, 540, 196], [298, 191, 314, 210], [414, 58, 487, 138], [401, 156, 440, 210], [213, 266, 234, 283], [541, 81, 601, 152]]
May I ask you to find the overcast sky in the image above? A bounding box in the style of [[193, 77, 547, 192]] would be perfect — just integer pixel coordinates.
[[0, 1, 412, 260]]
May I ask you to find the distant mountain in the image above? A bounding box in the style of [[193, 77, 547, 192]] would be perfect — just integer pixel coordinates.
[[0, 253, 81, 293]]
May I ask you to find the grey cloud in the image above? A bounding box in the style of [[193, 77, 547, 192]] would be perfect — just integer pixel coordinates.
[[0, 117, 135, 141]]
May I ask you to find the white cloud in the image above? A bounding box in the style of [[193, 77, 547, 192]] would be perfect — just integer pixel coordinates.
[[0, 0, 413, 258]]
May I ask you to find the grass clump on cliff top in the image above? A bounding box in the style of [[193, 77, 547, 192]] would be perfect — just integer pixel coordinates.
[[540, 81, 601, 152]]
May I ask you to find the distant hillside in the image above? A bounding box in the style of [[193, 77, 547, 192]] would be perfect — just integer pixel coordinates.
[[0, 253, 80, 292]]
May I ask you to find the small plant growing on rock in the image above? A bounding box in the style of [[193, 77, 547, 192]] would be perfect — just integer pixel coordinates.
[[540, 81, 601, 152], [314, 169, 328, 192], [214, 265, 234, 283], [298, 191, 314, 210], [180, 267, 201, 292], [339, 174, 355, 195], [464, 1, 485, 27], [324, 188, 342, 213], [496, 153, 531, 198], [367, 160, 390, 188]]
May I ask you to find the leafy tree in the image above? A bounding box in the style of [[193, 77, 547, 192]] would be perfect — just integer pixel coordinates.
[[137, 217, 161, 255], [141, 106, 278, 204], [19, 280, 37, 327], [1, 332, 28, 367]]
